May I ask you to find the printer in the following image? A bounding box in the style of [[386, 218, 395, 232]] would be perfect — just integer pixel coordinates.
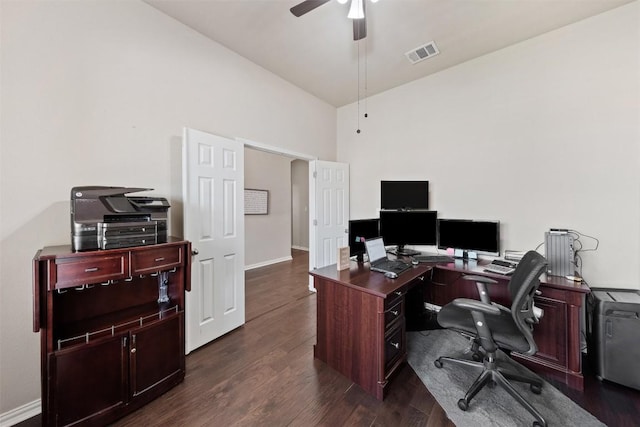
[[71, 186, 169, 251]]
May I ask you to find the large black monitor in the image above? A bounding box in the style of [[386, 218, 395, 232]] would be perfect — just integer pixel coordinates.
[[379, 210, 437, 255], [437, 219, 500, 257], [348, 218, 380, 262], [380, 181, 429, 210]]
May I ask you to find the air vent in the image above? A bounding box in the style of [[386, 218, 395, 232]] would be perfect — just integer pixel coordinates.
[[405, 41, 439, 65]]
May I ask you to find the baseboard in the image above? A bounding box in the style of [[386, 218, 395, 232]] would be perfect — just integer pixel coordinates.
[[291, 245, 309, 251], [0, 399, 41, 427], [245, 255, 293, 271]]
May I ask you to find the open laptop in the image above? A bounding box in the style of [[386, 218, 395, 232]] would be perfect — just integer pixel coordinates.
[[364, 237, 411, 276]]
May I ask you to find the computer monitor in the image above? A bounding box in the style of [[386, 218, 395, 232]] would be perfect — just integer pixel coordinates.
[[348, 218, 380, 262], [380, 181, 429, 210], [379, 210, 437, 255], [437, 219, 500, 257]]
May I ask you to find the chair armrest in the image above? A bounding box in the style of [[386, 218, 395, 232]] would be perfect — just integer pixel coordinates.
[[462, 275, 499, 304], [451, 298, 501, 316], [462, 275, 498, 285]]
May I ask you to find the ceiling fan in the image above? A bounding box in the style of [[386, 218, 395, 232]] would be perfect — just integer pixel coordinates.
[[290, 0, 377, 41]]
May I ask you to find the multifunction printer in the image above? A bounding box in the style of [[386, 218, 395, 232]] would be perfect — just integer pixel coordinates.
[[70, 186, 169, 251]]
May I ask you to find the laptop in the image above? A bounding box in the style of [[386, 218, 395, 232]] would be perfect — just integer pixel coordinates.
[[364, 237, 411, 276]]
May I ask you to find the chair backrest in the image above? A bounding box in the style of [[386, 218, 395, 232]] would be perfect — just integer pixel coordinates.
[[507, 250, 548, 355]]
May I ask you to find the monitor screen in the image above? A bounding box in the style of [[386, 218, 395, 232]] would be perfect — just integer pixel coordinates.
[[379, 210, 437, 251], [348, 218, 380, 261], [380, 181, 429, 210], [437, 219, 500, 255]]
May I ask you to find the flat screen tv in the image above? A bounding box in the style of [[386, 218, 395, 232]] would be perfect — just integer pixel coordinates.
[[437, 219, 500, 256], [348, 218, 380, 262], [380, 180, 429, 210], [380, 210, 437, 255]]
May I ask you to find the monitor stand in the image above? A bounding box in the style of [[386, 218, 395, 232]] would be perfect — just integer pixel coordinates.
[[394, 245, 421, 256]]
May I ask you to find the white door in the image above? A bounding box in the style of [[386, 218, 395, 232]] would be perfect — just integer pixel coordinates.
[[309, 160, 349, 287], [183, 128, 245, 354]]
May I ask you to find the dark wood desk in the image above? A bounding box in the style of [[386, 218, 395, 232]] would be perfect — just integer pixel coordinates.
[[310, 257, 589, 400], [310, 261, 432, 400]]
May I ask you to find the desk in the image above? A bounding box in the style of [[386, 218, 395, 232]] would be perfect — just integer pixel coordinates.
[[310, 258, 589, 400], [310, 261, 432, 400]]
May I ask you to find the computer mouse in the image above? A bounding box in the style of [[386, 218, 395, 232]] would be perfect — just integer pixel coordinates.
[[384, 271, 398, 279], [411, 259, 419, 265]]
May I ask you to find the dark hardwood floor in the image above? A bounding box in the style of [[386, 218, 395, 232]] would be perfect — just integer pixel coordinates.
[[18, 249, 640, 426]]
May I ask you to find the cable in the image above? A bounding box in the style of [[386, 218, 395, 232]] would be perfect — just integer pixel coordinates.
[[570, 229, 599, 252]]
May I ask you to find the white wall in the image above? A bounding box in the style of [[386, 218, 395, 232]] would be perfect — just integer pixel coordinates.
[[244, 149, 293, 267], [338, 2, 640, 289], [0, 0, 336, 416]]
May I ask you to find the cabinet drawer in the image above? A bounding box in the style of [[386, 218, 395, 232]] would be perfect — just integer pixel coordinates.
[[384, 324, 405, 374], [131, 245, 183, 274], [384, 299, 404, 331], [55, 254, 128, 290]]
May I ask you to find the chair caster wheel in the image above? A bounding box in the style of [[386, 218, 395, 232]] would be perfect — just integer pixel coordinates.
[[434, 359, 443, 369], [530, 384, 542, 394], [472, 352, 482, 362], [457, 399, 468, 411], [533, 420, 546, 427]]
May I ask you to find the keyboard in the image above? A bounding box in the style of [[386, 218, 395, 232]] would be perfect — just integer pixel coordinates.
[[371, 259, 411, 274], [484, 259, 517, 275], [412, 254, 454, 263]]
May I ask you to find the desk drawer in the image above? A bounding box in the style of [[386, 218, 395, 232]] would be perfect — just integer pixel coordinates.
[[131, 245, 183, 274], [54, 254, 128, 290], [384, 324, 405, 374], [384, 300, 403, 331]]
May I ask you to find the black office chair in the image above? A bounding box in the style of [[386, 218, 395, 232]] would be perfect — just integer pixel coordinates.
[[434, 250, 548, 427]]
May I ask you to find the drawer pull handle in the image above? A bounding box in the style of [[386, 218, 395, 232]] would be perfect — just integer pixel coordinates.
[[391, 310, 399, 316], [394, 291, 402, 296], [390, 342, 400, 349], [84, 267, 99, 273], [131, 348, 136, 354], [155, 257, 165, 262]]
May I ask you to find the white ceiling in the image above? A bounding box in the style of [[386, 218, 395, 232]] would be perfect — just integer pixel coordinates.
[[145, 0, 633, 107]]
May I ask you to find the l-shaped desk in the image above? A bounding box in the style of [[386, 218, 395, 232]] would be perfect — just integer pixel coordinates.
[[309, 257, 589, 401]]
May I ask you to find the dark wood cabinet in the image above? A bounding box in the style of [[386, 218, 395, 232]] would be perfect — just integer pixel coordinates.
[[33, 239, 191, 426]]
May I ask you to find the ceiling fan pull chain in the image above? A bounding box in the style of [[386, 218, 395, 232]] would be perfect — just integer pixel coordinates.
[[364, 36, 368, 119], [357, 38, 361, 134]]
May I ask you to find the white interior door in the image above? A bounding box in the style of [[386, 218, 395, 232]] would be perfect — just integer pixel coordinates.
[[309, 160, 349, 288], [183, 128, 245, 354]]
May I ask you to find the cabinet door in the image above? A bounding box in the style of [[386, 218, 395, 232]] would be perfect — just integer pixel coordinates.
[[48, 334, 128, 426], [130, 312, 185, 397], [531, 296, 568, 367]]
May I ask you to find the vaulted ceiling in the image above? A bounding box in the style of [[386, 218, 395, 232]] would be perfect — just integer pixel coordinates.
[[145, 0, 633, 107]]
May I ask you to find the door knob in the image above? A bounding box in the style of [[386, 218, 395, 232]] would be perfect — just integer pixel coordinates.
[[192, 249, 199, 256]]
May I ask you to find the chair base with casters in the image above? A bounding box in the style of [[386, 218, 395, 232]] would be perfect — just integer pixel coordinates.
[[435, 348, 546, 427]]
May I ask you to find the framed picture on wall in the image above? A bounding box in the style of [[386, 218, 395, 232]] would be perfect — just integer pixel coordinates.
[[244, 189, 268, 215]]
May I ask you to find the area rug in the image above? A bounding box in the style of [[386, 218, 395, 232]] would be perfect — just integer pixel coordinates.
[[407, 329, 605, 427]]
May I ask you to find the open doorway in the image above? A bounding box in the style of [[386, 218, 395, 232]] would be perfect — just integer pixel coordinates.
[[291, 159, 309, 252], [240, 139, 315, 271]]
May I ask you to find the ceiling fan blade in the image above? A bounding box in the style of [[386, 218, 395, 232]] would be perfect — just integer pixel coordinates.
[[290, 0, 331, 17], [353, 16, 367, 40]]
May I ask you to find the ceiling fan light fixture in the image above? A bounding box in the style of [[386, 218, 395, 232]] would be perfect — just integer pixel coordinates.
[[337, 0, 348, 4], [347, 0, 365, 20]]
